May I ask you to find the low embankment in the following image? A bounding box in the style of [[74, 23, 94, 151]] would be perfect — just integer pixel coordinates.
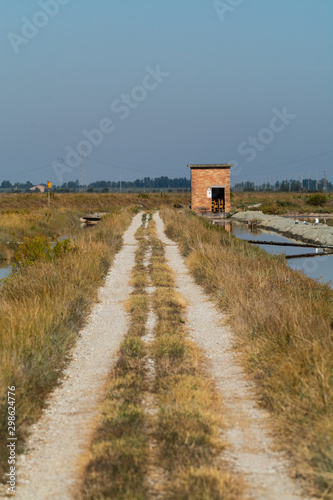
[[232, 211, 333, 247], [161, 207, 333, 498]]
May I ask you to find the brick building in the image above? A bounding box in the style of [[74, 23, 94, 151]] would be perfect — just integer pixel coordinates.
[[188, 164, 232, 214]]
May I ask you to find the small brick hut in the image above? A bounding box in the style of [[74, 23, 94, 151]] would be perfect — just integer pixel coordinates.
[[188, 164, 232, 214]]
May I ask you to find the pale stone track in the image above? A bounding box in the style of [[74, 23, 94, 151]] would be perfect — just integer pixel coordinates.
[[154, 212, 309, 500], [5, 213, 142, 500]]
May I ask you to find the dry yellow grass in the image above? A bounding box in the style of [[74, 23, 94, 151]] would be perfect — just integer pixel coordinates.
[[161, 207, 333, 498], [0, 191, 189, 212], [0, 192, 189, 262]]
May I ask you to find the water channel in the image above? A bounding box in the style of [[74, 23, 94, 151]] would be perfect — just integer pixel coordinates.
[[0, 264, 11, 282], [217, 221, 333, 287]]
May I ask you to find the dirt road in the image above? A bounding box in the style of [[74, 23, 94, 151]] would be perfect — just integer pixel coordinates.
[[6, 212, 308, 499]]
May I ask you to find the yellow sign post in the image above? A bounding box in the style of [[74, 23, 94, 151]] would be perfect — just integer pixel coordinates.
[[47, 181, 51, 209]]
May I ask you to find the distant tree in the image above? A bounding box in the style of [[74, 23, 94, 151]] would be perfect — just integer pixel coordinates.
[[279, 181, 289, 191], [291, 181, 302, 192], [1, 180, 12, 188]]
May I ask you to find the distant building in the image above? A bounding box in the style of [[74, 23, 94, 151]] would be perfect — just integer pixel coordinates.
[[188, 164, 232, 214], [30, 185, 47, 193]]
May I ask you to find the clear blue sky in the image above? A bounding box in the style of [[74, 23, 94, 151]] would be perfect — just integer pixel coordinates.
[[1, 0, 332, 186]]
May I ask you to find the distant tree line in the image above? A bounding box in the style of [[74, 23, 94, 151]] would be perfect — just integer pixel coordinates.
[[233, 178, 332, 192], [3, 176, 331, 193], [0, 177, 191, 193], [1, 180, 34, 191]]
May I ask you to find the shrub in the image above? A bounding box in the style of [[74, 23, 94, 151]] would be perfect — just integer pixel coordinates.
[[261, 202, 284, 215], [307, 193, 327, 207], [12, 236, 74, 270]]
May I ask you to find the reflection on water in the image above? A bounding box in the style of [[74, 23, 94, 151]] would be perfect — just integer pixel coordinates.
[[216, 221, 333, 287]]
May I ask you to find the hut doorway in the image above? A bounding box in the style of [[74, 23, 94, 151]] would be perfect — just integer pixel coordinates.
[[211, 187, 225, 213]]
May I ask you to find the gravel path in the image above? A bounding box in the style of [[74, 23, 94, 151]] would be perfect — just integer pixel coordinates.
[[232, 211, 333, 247], [154, 213, 308, 500], [10, 213, 142, 500], [4, 212, 311, 499]]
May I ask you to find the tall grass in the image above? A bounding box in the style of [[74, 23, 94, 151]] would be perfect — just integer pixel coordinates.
[[0, 210, 132, 481], [161, 208, 333, 498]]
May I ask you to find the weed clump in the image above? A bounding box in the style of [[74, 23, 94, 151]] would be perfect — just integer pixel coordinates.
[[12, 236, 74, 270]]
